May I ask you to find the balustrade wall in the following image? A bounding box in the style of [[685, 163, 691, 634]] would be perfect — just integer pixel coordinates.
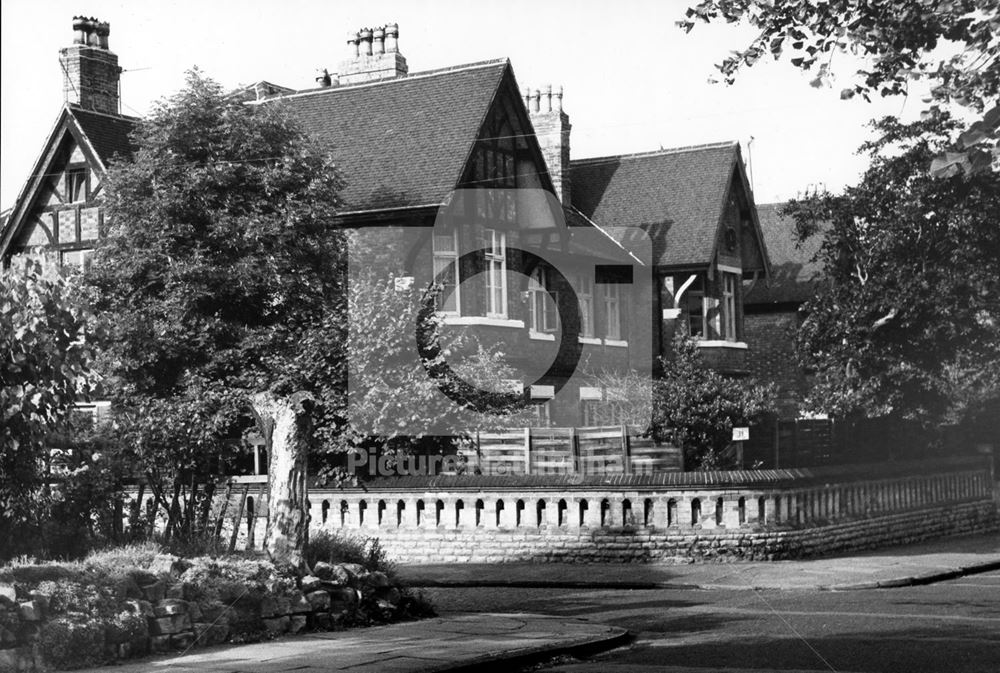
[[122, 456, 998, 562]]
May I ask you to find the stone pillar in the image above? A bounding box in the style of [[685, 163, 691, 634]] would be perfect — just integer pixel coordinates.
[[722, 496, 741, 528], [498, 500, 517, 529], [650, 497, 670, 528], [584, 497, 603, 528]]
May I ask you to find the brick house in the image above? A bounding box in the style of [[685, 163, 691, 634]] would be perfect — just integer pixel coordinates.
[[2, 18, 773, 432]]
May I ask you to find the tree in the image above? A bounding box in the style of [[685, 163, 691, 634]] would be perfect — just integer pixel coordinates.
[[652, 334, 776, 469], [1, 262, 101, 556], [88, 70, 345, 567], [337, 257, 530, 480], [785, 113, 1000, 441], [680, 0, 1000, 175]]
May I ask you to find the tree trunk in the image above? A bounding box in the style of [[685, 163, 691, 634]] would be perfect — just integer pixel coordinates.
[[252, 391, 313, 571]]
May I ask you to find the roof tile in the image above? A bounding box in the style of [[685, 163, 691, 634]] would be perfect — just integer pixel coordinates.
[[569, 142, 740, 268]]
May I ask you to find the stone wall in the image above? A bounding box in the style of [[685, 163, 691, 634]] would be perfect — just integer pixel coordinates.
[[305, 456, 997, 563], [0, 556, 408, 672]]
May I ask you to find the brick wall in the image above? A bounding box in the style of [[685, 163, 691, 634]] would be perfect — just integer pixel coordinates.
[[744, 309, 808, 417]]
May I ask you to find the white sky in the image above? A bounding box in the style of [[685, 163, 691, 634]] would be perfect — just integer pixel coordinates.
[[1, 0, 926, 210]]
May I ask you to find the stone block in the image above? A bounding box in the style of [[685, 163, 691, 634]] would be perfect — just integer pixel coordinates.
[[274, 596, 291, 616], [364, 571, 390, 589], [171, 631, 195, 650], [170, 613, 192, 633], [288, 615, 307, 635], [305, 591, 330, 611], [18, 601, 42, 622], [187, 601, 203, 622], [300, 575, 322, 593], [141, 580, 166, 603], [289, 592, 311, 614], [262, 616, 290, 636], [0, 585, 16, 608], [313, 562, 350, 586], [150, 617, 177, 636], [154, 598, 189, 617]]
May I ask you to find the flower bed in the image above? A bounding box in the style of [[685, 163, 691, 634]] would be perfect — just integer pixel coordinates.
[[0, 541, 432, 671]]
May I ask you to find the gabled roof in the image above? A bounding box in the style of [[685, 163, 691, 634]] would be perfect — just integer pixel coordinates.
[[71, 108, 138, 166], [1, 105, 137, 257], [277, 59, 512, 213], [569, 141, 756, 269], [745, 202, 825, 306]]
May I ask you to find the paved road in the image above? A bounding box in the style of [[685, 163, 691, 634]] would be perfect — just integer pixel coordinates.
[[423, 570, 1000, 673]]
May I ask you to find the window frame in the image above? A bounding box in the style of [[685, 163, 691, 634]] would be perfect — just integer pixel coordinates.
[[529, 266, 559, 333], [574, 273, 595, 338], [65, 167, 88, 203], [432, 229, 461, 315], [484, 228, 508, 319], [602, 283, 622, 341], [722, 271, 738, 341]]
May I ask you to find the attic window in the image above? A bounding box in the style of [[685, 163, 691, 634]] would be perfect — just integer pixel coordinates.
[[66, 169, 88, 203]]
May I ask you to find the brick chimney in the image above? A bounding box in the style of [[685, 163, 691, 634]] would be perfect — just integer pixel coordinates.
[[59, 16, 121, 115], [337, 23, 408, 85], [526, 85, 572, 206]]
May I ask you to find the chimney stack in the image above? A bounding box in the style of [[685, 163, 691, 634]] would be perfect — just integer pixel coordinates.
[[337, 23, 408, 85], [526, 84, 572, 206], [60, 16, 120, 115]]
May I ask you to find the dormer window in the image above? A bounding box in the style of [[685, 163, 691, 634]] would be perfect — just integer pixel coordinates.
[[66, 168, 88, 203]]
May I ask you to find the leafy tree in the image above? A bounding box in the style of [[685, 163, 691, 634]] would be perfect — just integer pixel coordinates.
[[652, 334, 776, 469], [339, 257, 530, 480], [1, 262, 101, 557], [680, 0, 999, 174], [88, 70, 346, 566], [785, 113, 1000, 440]]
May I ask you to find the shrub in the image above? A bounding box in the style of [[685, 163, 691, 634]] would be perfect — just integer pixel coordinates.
[[38, 616, 107, 670], [304, 531, 395, 577]]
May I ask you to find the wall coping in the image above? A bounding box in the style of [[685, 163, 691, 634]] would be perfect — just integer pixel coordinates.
[[314, 456, 987, 492]]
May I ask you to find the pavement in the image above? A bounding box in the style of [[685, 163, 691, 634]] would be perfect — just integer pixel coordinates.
[[76, 613, 628, 673], [396, 531, 1000, 591], [77, 532, 999, 673]]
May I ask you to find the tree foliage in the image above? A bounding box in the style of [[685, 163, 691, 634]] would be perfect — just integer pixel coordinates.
[[652, 334, 776, 469], [339, 258, 530, 480], [87, 70, 346, 539], [1, 262, 102, 555], [785, 113, 1000, 434], [680, 0, 1000, 174]]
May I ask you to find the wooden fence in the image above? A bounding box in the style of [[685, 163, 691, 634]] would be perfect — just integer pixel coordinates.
[[474, 425, 683, 476]]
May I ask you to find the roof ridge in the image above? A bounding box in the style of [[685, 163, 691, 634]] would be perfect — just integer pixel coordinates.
[[570, 140, 738, 166], [66, 104, 140, 122], [276, 58, 510, 101]]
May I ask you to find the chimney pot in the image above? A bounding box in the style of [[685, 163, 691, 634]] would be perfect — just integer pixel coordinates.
[[348, 32, 360, 58], [531, 89, 541, 113], [95, 21, 110, 50], [316, 68, 332, 87], [372, 27, 385, 55], [555, 85, 564, 112], [543, 84, 553, 113], [72, 16, 89, 45], [358, 27, 373, 56], [385, 23, 399, 52]]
